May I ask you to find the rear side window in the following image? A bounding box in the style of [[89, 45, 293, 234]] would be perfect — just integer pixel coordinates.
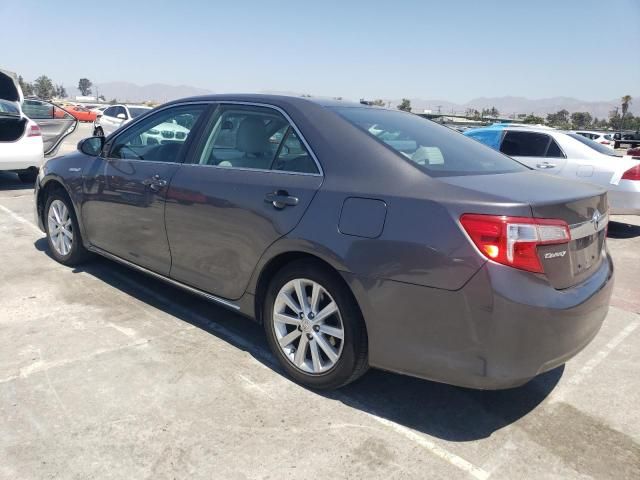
[[501, 131, 549, 157], [196, 104, 319, 174], [545, 139, 564, 158], [103, 106, 115, 117], [332, 107, 526, 177]]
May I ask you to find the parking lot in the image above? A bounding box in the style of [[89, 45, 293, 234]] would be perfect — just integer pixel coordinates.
[[0, 122, 639, 479]]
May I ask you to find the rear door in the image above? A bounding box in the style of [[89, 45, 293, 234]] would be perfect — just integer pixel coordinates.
[[81, 103, 208, 274], [500, 130, 567, 174], [165, 103, 323, 300], [21, 100, 77, 156]]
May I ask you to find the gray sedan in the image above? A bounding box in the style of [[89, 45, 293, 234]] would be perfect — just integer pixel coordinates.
[[34, 95, 614, 390]]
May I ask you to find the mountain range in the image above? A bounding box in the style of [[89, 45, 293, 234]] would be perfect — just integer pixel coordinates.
[[69, 82, 638, 118]]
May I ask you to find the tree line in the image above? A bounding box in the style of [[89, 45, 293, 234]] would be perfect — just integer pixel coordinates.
[[17, 74, 107, 102], [509, 95, 636, 131]]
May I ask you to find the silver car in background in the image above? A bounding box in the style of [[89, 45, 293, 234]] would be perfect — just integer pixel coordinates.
[[465, 125, 640, 214]]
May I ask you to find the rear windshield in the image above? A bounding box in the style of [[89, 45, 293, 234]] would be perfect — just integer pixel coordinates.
[[331, 107, 527, 177], [567, 133, 621, 157], [129, 107, 151, 118]]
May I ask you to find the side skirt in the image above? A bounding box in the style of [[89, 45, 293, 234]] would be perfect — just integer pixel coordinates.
[[87, 245, 242, 312]]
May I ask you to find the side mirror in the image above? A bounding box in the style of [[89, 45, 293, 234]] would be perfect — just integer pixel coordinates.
[[78, 136, 104, 156], [116, 113, 126, 120]]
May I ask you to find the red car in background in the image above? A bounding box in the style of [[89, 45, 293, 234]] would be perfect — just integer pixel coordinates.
[[628, 147, 640, 158], [62, 105, 97, 122]]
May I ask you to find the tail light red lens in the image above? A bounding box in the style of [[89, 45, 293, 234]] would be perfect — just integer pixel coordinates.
[[600, 140, 610, 145], [621, 164, 640, 181], [460, 214, 571, 273], [27, 124, 41, 137]]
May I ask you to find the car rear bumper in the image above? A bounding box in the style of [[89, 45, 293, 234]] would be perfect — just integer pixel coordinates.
[[343, 251, 614, 389], [0, 138, 44, 171], [608, 181, 640, 215]]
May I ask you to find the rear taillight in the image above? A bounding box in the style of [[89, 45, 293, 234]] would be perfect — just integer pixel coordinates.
[[460, 214, 571, 273], [27, 124, 41, 137], [621, 164, 640, 181], [600, 140, 610, 145]]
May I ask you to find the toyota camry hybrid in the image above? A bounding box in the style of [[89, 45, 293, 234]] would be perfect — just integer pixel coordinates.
[[34, 95, 614, 390]]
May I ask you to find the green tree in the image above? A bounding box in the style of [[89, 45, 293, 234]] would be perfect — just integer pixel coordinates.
[[371, 99, 386, 107], [546, 109, 570, 128], [608, 107, 622, 131], [570, 112, 593, 129], [489, 106, 499, 117], [78, 78, 93, 96], [18, 75, 34, 96], [522, 114, 545, 124], [397, 98, 411, 112], [108, 98, 118, 105], [54, 84, 67, 98], [98, 95, 106, 101], [33, 75, 55, 99], [621, 95, 632, 130]]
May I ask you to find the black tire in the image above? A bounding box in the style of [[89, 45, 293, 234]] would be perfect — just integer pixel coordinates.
[[44, 192, 91, 266], [93, 127, 104, 137], [18, 169, 38, 184], [263, 259, 368, 390]]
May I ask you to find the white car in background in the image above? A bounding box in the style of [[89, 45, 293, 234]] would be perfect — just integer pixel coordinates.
[[0, 69, 77, 183], [93, 104, 152, 137], [465, 125, 640, 214], [573, 130, 614, 149]]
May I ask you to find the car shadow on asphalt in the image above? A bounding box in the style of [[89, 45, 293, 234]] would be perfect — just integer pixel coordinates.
[[607, 221, 640, 239], [0, 172, 34, 191], [34, 237, 563, 442]]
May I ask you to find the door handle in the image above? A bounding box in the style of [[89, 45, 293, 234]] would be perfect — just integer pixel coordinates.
[[144, 174, 168, 191], [265, 190, 299, 209], [536, 162, 556, 169]]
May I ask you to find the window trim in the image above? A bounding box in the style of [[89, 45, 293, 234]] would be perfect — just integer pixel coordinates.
[[103, 101, 210, 165], [185, 101, 323, 177]]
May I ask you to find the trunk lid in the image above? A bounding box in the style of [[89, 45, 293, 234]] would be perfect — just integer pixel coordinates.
[[440, 171, 608, 289], [0, 68, 23, 104]]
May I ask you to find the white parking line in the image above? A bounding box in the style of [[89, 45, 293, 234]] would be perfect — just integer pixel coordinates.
[[550, 321, 639, 404], [0, 204, 42, 234], [0, 201, 490, 479]]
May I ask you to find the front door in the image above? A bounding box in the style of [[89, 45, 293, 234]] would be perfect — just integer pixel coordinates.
[[165, 103, 323, 300], [81, 103, 208, 274], [21, 100, 78, 156]]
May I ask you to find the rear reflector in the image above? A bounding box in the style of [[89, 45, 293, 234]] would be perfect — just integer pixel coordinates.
[[460, 214, 570, 273], [27, 124, 41, 137], [621, 164, 640, 181]]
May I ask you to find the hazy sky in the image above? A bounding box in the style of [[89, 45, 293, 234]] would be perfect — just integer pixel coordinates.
[[1, 0, 638, 102]]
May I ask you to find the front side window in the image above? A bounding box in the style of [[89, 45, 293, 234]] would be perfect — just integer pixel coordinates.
[[108, 104, 206, 162], [196, 104, 318, 174], [333, 107, 526, 177]]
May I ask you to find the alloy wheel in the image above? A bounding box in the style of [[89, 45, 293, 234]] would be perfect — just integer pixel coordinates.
[[47, 199, 73, 256], [272, 278, 344, 374]]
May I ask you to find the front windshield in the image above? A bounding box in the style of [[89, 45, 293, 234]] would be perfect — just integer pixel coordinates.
[[567, 133, 621, 157], [0, 99, 20, 116], [129, 107, 152, 118], [332, 107, 528, 177]]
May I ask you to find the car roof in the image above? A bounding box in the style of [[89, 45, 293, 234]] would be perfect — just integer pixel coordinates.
[[163, 93, 372, 110]]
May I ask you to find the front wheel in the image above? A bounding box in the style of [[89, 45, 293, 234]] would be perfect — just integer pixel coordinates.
[[263, 260, 368, 390], [45, 193, 91, 266]]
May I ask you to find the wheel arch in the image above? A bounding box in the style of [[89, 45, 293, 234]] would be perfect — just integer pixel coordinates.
[[252, 249, 365, 332], [37, 177, 86, 241]]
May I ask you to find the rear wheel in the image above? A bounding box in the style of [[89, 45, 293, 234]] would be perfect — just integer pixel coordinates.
[[263, 260, 368, 390], [45, 193, 90, 266], [18, 168, 38, 184]]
